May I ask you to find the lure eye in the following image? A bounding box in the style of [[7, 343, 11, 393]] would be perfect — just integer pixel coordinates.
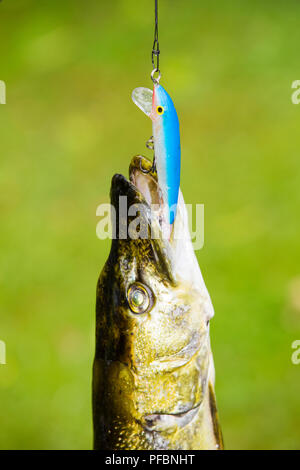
[[127, 283, 153, 314], [156, 105, 164, 115]]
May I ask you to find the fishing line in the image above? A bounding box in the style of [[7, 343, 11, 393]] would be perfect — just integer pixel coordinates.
[[142, 0, 160, 172], [151, 0, 161, 84]]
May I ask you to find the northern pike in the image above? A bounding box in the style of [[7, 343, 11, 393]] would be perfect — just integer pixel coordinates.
[[93, 155, 223, 450]]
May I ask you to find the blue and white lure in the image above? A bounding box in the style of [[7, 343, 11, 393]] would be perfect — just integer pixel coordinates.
[[132, 84, 181, 228]]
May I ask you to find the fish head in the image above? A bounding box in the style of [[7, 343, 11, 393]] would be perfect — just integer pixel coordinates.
[[94, 156, 215, 429]]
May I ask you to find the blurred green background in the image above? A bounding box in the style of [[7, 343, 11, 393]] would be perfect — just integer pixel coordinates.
[[0, 0, 300, 450]]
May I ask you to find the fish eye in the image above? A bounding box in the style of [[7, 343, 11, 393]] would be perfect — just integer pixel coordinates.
[[156, 105, 164, 115], [127, 283, 153, 314]]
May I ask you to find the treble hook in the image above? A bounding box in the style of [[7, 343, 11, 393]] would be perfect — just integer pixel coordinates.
[[146, 135, 154, 151], [139, 157, 156, 174], [139, 136, 156, 174]]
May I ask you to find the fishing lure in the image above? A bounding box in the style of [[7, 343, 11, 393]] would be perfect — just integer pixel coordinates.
[[132, 84, 181, 226]]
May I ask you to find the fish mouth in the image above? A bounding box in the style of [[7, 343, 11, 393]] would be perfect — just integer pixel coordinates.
[[110, 155, 160, 213], [142, 403, 201, 433], [129, 155, 160, 206], [110, 155, 163, 235], [111, 154, 171, 232], [109, 153, 208, 285], [110, 155, 176, 283]]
